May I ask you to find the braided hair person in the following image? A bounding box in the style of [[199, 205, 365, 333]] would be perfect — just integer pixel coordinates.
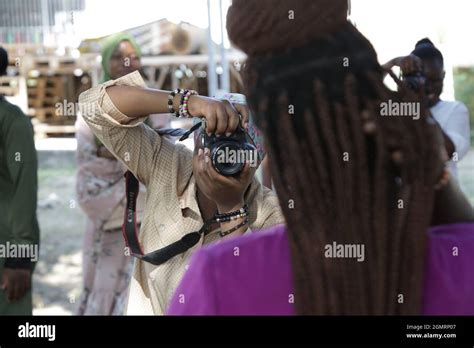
[[168, 0, 474, 315]]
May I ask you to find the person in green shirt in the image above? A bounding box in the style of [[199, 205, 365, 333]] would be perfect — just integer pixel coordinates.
[[0, 46, 40, 315]]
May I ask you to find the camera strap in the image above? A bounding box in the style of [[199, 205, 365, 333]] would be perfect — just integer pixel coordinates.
[[122, 122, 208, 266]]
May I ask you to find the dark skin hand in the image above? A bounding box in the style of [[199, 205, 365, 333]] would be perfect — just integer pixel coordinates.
[[194, 147, 255, 211], [383, 54, 456, 158], [194, 150, 255, 237], [1, 268, 31, 302], [192, 107, 255, 238], [382, 54, 424, 77], [432, 178, 474, 226]]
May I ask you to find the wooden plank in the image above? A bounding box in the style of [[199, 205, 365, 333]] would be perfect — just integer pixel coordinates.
[[33, 107, 58, 122], [33, 123, 76, 138]]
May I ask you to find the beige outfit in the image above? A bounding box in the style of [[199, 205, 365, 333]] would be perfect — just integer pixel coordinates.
[[75, 113, 147, 315], [78, 71, 284, 315]]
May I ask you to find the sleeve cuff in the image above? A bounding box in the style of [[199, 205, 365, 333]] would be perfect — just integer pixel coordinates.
[[4, 257, 33, 270]]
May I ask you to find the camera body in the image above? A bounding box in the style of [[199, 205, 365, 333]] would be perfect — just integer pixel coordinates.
[[402, 71, 426, 91], [200, 125, 257, 176]]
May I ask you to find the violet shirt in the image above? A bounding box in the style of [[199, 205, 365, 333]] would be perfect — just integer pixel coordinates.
[[167, 223, 474, 315]]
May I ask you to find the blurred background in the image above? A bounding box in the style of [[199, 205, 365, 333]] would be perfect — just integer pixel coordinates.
[[0, 0, 472, 314]]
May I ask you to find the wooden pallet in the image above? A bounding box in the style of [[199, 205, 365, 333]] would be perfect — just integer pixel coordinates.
[[27, 76, 64, 111], [0, 76, 20, 96], [32, 107, 59, 123], [34, 123, 76, 139], [32, 57, 76, 72]]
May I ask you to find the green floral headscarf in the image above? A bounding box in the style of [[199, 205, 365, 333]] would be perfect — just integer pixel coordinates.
[[95, 33, 143, 148], [100, 32, 142, 83]]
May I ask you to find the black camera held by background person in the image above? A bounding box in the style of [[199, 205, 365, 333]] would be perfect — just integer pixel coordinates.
[[402, 71, 426, 91]]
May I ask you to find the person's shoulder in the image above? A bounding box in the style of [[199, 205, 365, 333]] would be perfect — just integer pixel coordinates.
[[452, 100, 469, 114], [441, 100, 469, 114], [0, 98, 25, 117], [0, 99, 30, 128], [199, 224, 287, 262]]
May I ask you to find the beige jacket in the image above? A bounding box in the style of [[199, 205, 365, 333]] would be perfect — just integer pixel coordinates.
[[78, 71, 284, 315]]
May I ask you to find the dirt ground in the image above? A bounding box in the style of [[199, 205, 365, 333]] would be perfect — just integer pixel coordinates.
[[32, 148, 474, 315], [33, 156, 85, 315]]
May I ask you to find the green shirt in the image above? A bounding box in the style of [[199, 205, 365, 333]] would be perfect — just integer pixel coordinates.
[[0, 95, 39, 314]]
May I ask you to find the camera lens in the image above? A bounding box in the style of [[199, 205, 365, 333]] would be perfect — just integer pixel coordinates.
[[211, 142, 245, 176]]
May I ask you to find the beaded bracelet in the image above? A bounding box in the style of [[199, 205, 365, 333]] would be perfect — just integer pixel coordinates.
[[215, 210, 249, 223], [215, 204, 249, 221], [167, 88, 182, 117], [178, 89, 189, 117], [219, 218, 249, 238], [179, 89, 198, 118]]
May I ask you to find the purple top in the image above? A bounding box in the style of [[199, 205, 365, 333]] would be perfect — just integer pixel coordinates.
[[167, 223, 474, 315]]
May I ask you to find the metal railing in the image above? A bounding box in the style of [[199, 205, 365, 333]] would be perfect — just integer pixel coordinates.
[[0, 0, 84, 44]]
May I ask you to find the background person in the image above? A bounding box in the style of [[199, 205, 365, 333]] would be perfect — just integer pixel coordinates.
[[75, 33, 146, 315], [0, 46, 40, 315], [383, 38, 471, 180], [78, 67, 284, 314]]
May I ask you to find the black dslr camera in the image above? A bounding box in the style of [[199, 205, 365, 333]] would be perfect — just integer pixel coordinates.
[[199, 125, 257, 176], [402, 71, 426, 91]]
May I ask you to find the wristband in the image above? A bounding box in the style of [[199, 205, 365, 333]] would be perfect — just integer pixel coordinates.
[[167, 88, 182, 117], [179, 89, 198, 118]]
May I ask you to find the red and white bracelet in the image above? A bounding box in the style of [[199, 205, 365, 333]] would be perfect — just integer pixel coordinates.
[[179, 89, 198, 118]]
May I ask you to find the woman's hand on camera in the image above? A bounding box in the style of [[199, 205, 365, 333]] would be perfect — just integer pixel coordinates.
[[384, 54, 423, 75], [188, 96, 249, 136], [195, 147, 254, 212]]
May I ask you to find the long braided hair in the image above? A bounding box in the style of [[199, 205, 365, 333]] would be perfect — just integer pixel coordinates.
[[228, 1, 445, 315]]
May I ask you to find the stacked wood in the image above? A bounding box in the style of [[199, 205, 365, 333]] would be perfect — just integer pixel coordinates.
[[27, 76, 64, 121], [30, 56, 77, 75], [0, 76, 19, 96]]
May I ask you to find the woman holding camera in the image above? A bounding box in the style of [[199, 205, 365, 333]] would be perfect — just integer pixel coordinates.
[[78, 65, 283, 314], [383, 39, 471, 180]]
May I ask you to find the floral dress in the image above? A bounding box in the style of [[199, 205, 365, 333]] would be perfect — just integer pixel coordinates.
[[75, 113, 144, 315]]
